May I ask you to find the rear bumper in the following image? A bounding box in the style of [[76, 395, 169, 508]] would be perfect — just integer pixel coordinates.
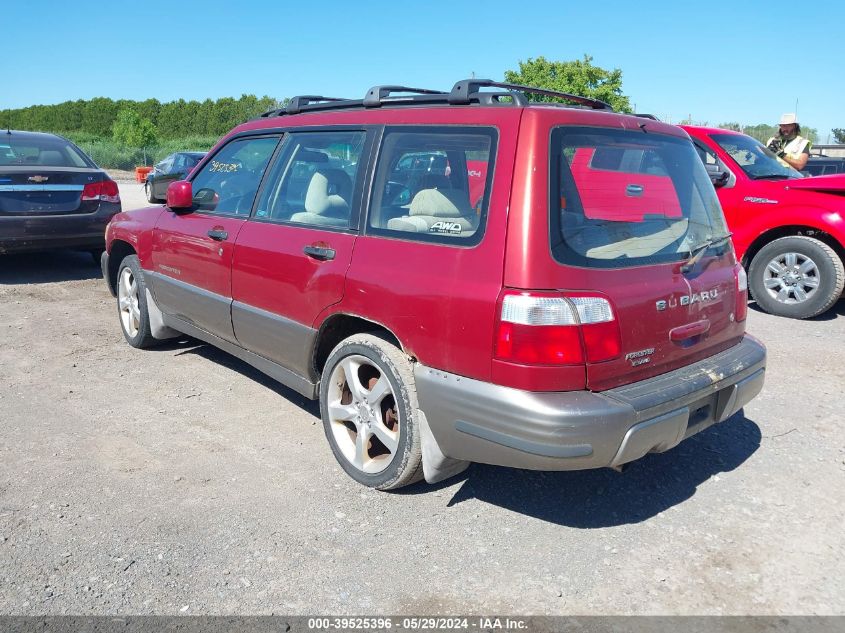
[[0, 203, 119, 254], [416, 335, 766, 471]]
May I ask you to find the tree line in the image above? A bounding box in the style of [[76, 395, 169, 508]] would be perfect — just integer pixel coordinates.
[[3, 94, 283, 139], [4, 56, 841, 150]]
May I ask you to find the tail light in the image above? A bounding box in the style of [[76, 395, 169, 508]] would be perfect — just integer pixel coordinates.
[[735, 264, 748, 322], [81, 179, 120, 204], [494, 291, 622, 365]]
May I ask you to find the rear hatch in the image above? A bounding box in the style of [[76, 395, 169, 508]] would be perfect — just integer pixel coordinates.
[[0, 167, 107, 216], [549, 126, 746, 391]]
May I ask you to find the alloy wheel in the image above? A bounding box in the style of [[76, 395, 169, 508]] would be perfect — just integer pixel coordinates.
[[118, 267, 141, 338], [762, 251, 821, 305], [325, 354, 400, 474]]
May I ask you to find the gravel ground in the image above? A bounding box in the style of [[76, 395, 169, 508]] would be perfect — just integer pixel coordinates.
[[0, 194, 844, 615]]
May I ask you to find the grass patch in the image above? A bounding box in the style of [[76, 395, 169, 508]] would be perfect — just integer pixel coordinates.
[[64, 133, 220, 170]]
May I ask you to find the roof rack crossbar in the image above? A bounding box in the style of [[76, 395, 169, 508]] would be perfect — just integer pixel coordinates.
[[363, 85, 446, 108], [448, 79, 613, 110]]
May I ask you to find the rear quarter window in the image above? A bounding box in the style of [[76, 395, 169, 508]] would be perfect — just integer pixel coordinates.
[[367, 126, 496, 246]]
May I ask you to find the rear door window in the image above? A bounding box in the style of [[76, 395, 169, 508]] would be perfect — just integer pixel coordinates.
[[254, 130, 367, 229], [367, 127, 496, 245], [550, 127, 729, 268]]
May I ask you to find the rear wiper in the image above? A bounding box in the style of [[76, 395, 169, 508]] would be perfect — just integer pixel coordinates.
[[681, 233, 733, 272]]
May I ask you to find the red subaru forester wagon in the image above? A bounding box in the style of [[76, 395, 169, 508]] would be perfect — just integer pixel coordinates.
[[102, 80, 766, 490]]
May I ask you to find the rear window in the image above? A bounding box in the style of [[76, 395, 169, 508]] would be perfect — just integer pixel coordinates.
[[550, 127, 729, 269], [0, 137, 91, 168]]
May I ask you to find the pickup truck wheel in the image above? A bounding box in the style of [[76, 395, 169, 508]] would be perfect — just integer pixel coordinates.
[[320, 334, 423, 490], [748, 236, 844, 319], [145, 181, 157, 203], [117, 255, 157, 349]]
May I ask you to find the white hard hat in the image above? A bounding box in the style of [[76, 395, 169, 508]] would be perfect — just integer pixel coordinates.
[[779, 113, 799, 125]]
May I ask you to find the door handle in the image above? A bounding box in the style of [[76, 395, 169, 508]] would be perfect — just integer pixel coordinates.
[[303, 245, 336, 261], [207, 229, 228, 241]]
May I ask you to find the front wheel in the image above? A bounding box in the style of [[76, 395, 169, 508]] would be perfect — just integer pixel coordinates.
[[320, 334, 423, 490], [748, 235, 844, 319], [116, 255, 157, 348]]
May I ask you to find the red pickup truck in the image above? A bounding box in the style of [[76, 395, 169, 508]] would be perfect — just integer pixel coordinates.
[[681, 125, 845, 319]]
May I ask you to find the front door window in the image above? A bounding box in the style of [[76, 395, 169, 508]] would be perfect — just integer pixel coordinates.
[[190, 136, 279, 216]]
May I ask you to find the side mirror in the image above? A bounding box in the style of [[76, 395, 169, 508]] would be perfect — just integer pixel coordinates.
[[705, 163, 730, 188], [166, 180, 193, 210]]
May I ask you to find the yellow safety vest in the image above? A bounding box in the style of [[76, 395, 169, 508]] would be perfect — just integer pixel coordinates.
[[766, 134, 811, 168]]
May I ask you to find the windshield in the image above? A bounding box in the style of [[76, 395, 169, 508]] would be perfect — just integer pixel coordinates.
[[711, 133, 802, 180], [550, 127, 730, 269]]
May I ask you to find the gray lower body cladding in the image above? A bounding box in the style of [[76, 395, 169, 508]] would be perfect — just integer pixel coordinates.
[[146, 271, 237, 344], [415, 336, 766, 471], [137, 268, 319, 399]]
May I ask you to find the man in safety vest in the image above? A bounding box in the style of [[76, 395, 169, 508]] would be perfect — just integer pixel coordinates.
[[766, 113, 811, 171]]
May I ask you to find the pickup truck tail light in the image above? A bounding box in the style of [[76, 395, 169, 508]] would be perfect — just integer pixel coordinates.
[[494, 291, 621, 365]]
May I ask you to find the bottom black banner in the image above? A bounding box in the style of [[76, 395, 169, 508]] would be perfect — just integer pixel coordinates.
[[0, 616, 841, 633]]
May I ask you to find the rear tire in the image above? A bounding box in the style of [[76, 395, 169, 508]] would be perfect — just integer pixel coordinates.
[[116, 255, 157, 349], [320, 333, 423, 490], [748, 235, 844, 319]]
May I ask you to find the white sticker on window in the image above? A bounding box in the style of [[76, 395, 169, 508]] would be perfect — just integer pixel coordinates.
[[430, 221, 462, 234]]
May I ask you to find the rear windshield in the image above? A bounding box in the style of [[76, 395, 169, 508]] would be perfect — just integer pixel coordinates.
[[550, 127, 729, 269], [0, 137, 92, 168]]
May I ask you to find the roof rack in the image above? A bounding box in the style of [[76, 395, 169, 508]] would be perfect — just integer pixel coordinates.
[[363, 85, 445, 107], [635, 113, 659, 120], [286, 95, 348, 115], [257, 77, 615, 119], [448, 79, 613, 110], [256, 95, 350, 118]]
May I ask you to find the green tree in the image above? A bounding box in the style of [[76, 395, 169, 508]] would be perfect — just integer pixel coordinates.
[[112, 109, 158, 164], [742, 124, 777, 144], [504, 55, 632, 112], [833, 129, 845, 144]]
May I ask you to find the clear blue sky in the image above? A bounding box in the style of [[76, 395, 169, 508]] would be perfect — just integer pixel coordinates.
[[2, 0, 842, 142]]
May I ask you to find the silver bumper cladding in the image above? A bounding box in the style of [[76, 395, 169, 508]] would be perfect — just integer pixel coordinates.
[[415, 336, 766, 471]]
